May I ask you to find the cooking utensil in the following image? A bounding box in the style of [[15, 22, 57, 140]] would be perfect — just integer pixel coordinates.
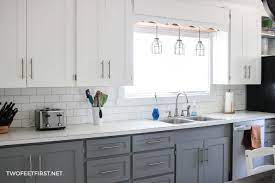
[[85, 89, 94, 106]]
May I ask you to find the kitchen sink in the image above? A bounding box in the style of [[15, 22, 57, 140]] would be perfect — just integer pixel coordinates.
[[185, 116, 218, 121], [160, 116, 220, 124], [161, 118, 193, 124]]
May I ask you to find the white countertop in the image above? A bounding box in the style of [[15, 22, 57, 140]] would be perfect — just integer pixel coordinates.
[[1, 111, 275, 147]]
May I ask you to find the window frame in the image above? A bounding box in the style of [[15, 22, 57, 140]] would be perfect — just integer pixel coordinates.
[[121, 24, 213, 99]]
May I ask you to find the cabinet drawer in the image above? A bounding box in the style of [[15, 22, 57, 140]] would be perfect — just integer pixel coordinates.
[[87, 156, 130, 183], [133, 174, 174, 183], [265, 119, 275, 133], [133, 132, 174, 152], [133, 149, 174, 179], [86, 136, 130, 158]]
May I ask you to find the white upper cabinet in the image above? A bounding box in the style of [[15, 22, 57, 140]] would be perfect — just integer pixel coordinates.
[[0, 0, 27, 88], [76, 0, 133, 86], [27, 0, 75, 87], [213, 8, 261, 85], [0, 0, 75, 88]]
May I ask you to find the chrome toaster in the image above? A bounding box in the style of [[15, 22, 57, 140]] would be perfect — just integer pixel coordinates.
[[35, 108, 65, 130]]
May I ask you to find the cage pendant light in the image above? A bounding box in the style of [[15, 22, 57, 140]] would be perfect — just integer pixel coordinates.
[[195, 28, 205, 56], [151, 25, 162, 54], [175, 27, 185, 55]]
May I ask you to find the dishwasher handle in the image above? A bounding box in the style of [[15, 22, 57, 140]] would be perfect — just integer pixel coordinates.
[[234, 125, 264, 131]]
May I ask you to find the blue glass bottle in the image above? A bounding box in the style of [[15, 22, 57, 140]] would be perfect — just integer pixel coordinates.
[[152, 107, 160, 120], [152, 93, 160, 120]]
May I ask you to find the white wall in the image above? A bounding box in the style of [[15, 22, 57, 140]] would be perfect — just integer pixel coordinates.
[[0, 85, 246, 128]]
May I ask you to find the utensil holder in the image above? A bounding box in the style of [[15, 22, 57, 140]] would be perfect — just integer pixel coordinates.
[[89, 107, 104, 125]]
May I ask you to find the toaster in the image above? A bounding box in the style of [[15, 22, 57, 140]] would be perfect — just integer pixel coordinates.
[[35, 108, 65, 130]]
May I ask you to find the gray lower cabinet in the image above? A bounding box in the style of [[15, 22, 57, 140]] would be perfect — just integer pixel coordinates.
[[133, 149, 174, 179], [86, 156, 130, 183], [33, 141, 84, 183], [176, 140, 204, 183], [133, 174, 174, 183], [0, 141, 84, 183], [0, 146, 30, 183], [176, 137, 230, 183], [203, 137, 230, 183]]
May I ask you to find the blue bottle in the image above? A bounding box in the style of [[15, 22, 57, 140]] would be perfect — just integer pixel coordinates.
[[152, 93, 160, 120], [152, 107, 160, 120]]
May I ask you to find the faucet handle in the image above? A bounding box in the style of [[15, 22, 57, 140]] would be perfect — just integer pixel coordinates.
[[181, 110, 185, 117], [166, 111, 172, 118]]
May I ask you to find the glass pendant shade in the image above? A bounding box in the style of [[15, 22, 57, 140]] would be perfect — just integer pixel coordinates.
[[175, 27, 185, 55], [151, 25, 162, 54], [195, 28, 205, 56]]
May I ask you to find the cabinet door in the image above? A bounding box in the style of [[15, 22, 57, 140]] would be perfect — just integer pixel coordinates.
[[204, 137, 230, 183], [104, 0, 133, 86], [176, 140, 204, 183], [0, 0, 27, 88], [0, 146, 31, 183], [27, 0, 75, 87], [34, 141, 84, 183], [243, 11, 261, 85], [76, 0, 105, 86], [229, 9, 247, 85]]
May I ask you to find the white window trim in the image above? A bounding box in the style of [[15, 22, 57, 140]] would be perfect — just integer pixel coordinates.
[[117, 24, 215, 106]]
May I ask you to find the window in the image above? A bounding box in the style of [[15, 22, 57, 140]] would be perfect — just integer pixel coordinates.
[[125, 26, 211, 98]]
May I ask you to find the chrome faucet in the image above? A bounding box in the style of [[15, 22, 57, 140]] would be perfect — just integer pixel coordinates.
[[175, 92, 190, 117]]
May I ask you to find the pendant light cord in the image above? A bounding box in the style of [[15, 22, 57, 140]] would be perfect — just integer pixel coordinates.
[[199, 28, 201, 41]]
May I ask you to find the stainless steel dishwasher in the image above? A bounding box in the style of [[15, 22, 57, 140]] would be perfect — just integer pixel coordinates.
[[232, 120, 265, 180]]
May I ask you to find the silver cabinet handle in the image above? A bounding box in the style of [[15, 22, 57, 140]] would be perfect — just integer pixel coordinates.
[[101, 60, 104, 79], [204, 148, 208, 162], [146, 139, 161, 144], [99, 169, 120, 174], [199, 149, 204, 164], [21, 58, 24, 79], [268, 125, 275, 128], [30, 58, 33, 79], [108, 60, 111, 79], [39, 155, 42, 171], [248, 65, 251, 79], [99, 145, 120, 150], [147, 161, 165, 166], [244, 65, 247, 79]]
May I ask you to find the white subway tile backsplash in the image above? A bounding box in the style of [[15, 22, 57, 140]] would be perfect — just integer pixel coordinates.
[[4, 88, 21, 96], [37, 88, 51, 95], [61, 95, 74, 102], [45, 95, 60, 103], [14, 111, 30, 120], [0, 96, 14, 102], [0, 89, 4, 95], [0, 85, 246, 128], [21, 88, 37, 96], [30, 96, 45, 103], [14, 96, 30, 104], [10, 120, 22, 128], [51, 88, 67, 95], [21, 104, 36, 111], [21, 119, 34, 127]]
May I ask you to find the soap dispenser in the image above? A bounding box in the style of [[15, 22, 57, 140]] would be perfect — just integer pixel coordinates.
[[152, 93, 160, 120]]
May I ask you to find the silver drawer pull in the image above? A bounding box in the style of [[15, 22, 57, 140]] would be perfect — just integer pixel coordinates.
[[147, 161, 165, 166], [268, 125, 275, 128], [146, 140, 161, 144], [99, 169, 120, 174], [99, 145, 120, 150]]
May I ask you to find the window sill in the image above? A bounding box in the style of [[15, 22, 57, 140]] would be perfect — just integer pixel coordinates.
[[116, 91, 215, 107]]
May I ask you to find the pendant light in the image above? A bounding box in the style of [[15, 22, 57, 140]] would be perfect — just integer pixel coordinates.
[[175, 26, 185, 55], [151, 24, 162, 54], [195, 28, 205, 56]]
